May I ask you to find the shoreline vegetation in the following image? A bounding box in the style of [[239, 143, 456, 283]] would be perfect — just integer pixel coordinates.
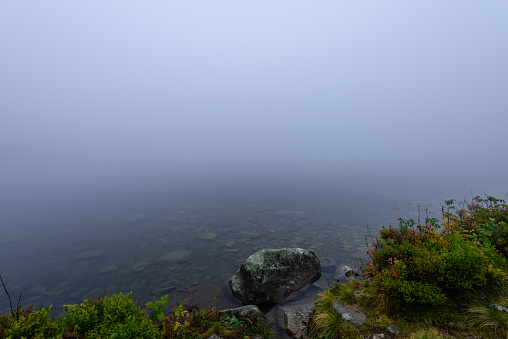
[[1, 195, 507, 338]]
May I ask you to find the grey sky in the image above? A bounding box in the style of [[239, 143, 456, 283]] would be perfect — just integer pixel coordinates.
[[1, 1, 508, 216]]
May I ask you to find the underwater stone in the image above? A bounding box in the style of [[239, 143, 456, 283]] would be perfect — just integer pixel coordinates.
[[228, 248, 321, 305], [157, 250, 192, 263]]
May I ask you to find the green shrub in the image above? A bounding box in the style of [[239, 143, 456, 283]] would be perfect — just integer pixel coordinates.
[[364, 203, 508, 314], [4, 306, 64, 339], [443, 196, 508, 258], [63, 292, 161, 339]]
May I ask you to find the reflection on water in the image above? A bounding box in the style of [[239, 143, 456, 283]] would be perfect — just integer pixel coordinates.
[[0, 192, 445, 329]]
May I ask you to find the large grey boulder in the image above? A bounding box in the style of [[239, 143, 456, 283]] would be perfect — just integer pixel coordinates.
[[228, 248, 321, 305]]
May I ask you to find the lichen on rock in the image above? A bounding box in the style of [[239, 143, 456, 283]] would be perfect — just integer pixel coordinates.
[[228, 248, 321, 305]]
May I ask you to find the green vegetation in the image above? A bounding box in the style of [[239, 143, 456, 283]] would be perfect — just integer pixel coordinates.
[[0, 292, 274, 338], [310, 195, 508, 338]]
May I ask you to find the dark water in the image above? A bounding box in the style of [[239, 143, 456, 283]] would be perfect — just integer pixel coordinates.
[[0, 174, 505, 333]]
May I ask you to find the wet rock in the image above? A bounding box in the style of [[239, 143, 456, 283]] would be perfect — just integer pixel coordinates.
[[491, 304, 508, 313], [157, 250, 192, 263], [282, 305, 313, 338], [75, 250, 105, 261], [354, 291, 364, 302], [228, 248, 321, 304], [332, 300, 367, 328], [219, 305, 267, 327], [335, 265, 360, 281], [387, 324, 401, 333]]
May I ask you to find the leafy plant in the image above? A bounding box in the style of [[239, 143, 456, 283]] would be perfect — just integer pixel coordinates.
[[146, 294, 169, 323], [3, 306, 64, 339], [63, 292, 161, 339], [443, 195, 508, 257], [363, 198, 508, 317]]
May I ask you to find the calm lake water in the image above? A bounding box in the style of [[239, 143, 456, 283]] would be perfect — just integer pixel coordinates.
[[0, 177, 504, 333], [0, 171, 505, 338]]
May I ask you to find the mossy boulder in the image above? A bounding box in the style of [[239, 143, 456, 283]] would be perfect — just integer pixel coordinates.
[[228, 248, 321, 305]]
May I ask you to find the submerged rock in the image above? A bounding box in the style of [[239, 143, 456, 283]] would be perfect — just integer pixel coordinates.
[[130, 260, 150, 272], [99, 263, 118, 274], [157, 250, 192, 263], [228, 248, 321, 305]]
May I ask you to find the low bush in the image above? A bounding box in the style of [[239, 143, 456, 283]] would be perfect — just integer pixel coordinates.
[[2, 306, 63, 339], [62, 292, 161, 338], [363, 204, 507, 315]]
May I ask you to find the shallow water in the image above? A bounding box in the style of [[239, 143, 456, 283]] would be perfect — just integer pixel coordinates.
[[0, 185, 449, 326]]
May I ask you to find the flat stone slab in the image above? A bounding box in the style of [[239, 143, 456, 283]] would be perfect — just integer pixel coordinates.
[[332, 300, 367, 328], [158, 250, 192, 263]]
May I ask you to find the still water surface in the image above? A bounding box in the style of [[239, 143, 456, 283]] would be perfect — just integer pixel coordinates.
[[0, 183, 453, 326]]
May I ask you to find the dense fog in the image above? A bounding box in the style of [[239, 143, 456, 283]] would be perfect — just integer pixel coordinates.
[[1, 1, 508, 225]]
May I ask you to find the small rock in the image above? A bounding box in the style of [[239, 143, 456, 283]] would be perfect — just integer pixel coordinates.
[[491, 304, 508, 313], [283, 305, 313, 339], [353, 291, 364, 302], [387, 324, 401, 333], [332, 301, 367, 328], [219, 305, 267, 327]]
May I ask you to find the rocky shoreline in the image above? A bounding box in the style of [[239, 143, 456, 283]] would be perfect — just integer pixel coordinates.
[[219, 247, 361, 338]]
